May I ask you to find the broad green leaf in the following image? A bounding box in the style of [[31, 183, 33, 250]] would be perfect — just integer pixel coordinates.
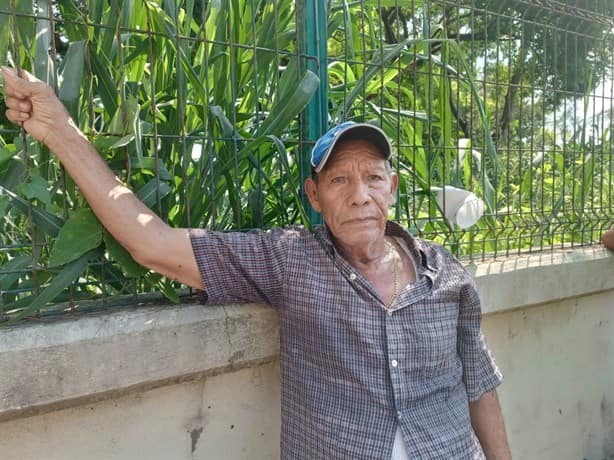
[[87, 47, 119, 115], [136, 178, 172, 208], [58, 40, 86, 121], [106, 155, 173, 181], [3, 251, 92, 324], [49, 209, 103, 267], [35, 0, 55, 86], [519, 169, 533, 205], [275, 57, 300, 106], [334, 36, 428, 122], [380, 107, 431, 123], [109, 97, 140, 135], [258, 70, 320, 136], [0, 155, 25, 191], [0, 255, 30, 290], [0, 147, 13, 169], [0, 184, 64, 237], [109, 134, 136, 149], [554, 153, 565, 173], [210, 106, 239, 138], [141, 270, 180, 303], [0, 12, 10, 68], [0, 195, 9, 217], [0, 0, 30, 68], [18, 174, 51, 205]]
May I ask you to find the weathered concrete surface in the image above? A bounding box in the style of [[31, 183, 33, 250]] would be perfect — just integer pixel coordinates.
[[483, 290, 614, 460], [468, 246, 614, 313], [0, 303, 279, 421], [0, 246, 613, 459], [0, 361, 281, 460]]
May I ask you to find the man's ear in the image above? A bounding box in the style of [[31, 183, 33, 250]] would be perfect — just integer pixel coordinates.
[[304, 178, 322, 213], [389, 173, 399, 205]]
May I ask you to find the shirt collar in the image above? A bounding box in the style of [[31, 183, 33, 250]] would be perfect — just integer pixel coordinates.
[[313, 221, 438, 281], [384, 221, 437, 281]]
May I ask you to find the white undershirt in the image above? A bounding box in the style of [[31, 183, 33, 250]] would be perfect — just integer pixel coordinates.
[[391, 426, 410, 459], [389, 237, 418, 459]]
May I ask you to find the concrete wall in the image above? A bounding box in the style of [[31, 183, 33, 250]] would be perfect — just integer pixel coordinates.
[[0, 363, 281, 460], [1, 247, 613, 460], [484, 291, 614, 460]]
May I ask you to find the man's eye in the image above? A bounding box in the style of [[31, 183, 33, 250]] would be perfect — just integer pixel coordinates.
[[368, 175, 383, 181], [332, 177, 346, 184]]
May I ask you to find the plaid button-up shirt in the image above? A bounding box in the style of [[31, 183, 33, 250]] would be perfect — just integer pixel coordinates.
[[189, 221, 502, 459]]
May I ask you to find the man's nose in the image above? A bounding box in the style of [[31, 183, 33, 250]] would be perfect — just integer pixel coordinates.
[[349, 180, 370, 206]]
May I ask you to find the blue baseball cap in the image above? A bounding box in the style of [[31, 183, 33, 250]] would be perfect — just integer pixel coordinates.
[[310, 121, 393, 173]]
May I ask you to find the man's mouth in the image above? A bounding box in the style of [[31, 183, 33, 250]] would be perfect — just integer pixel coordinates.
[[343, 217, 377, 225]]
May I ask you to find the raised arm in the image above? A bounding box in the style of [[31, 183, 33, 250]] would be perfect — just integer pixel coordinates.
[[2, 67, 203, 290]]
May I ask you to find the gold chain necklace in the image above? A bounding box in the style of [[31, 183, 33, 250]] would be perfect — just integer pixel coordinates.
[[384, 239, 399, 310]]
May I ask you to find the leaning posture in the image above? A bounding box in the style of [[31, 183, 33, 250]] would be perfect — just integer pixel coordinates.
[[2, 67, 511, 459]]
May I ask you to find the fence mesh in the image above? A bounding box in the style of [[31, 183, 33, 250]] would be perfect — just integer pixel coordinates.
[[0, 0, 612, 322]]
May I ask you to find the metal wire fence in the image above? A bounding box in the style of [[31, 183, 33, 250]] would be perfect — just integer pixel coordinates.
[[0, 0, 612, 322]]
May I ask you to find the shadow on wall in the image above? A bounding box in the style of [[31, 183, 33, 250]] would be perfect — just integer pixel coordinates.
[[599, 396, 614, 460]]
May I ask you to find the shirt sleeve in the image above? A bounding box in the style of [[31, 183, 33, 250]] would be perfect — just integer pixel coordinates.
[[188, 227, 293, 309], [457, 268, 503, 402]]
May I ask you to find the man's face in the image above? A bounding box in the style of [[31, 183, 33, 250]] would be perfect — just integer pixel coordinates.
[[305, 138, 398, 248]]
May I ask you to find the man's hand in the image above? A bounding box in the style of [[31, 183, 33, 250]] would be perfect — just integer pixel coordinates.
[[3, 66, 73, 147]]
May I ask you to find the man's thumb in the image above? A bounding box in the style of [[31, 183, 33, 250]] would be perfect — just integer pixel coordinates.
[[18, 68, 40, 84]]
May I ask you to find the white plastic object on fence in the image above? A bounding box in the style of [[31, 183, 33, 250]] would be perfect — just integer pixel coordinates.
[[433, 185, 485, 229]]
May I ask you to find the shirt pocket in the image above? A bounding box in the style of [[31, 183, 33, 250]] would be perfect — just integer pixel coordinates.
[[410, 301, 458, 374]]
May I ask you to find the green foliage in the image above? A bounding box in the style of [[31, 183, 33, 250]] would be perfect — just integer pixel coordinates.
[[0, 0, 316, 321], [49, 209, 102, 267], [327, 0, 612, 254], [0, 0, 612, 322]]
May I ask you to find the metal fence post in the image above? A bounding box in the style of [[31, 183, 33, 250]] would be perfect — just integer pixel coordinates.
[[297, 0, 328, 225]]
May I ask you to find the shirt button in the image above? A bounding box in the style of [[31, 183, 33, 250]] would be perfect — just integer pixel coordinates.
[[387, 310, 393, 316], [349, 273, 357, 281], [397, 411, 403, 419], [391, 359, 399, 368]]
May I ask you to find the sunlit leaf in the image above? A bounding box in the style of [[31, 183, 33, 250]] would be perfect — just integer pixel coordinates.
[[58, 40, 86, 120], [258, 70, 320, 136]]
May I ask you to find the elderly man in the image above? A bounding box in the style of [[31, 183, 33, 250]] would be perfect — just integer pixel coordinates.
[[3, 67, 511, 459]]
